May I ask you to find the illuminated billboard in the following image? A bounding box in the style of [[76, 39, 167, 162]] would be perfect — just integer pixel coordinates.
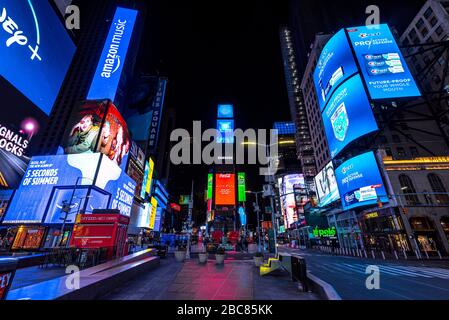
[[237, 172, 246, 202], [207, 173, 213, 200], [149, 197, 158, 230], [3, 154, 100, 224], [217, 104, 234, 118], [278, 174, 305, 229], [217, 120, 234, 144], [313, 29, 359, 112], [62, 100, 131, 170], [96, 155, 136, 217], [0, 0, 76, 115], [335, 151, 389, 211], [346, 24, 420, 100], [87, 7, 138, 102], [314, 162, 340, 207], [215, 173, 236, 206], [322, 74, 378, 158]]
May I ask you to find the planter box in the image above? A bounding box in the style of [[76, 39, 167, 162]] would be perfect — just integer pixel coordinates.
[[215, 254, 225, 265], [198, 253, 208, 264], [174, 250, 186, 262]]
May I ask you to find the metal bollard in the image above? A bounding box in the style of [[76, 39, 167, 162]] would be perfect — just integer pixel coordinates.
[[415, 250, 421, 260], [371, 250, 375, 259], [403, 249, 408, 259], [364, 250, 368, 258], [437, 250, 442, 260], [424, 250, 429, 260], [381, 251, 385, 260], [394, 250, 399, 260]]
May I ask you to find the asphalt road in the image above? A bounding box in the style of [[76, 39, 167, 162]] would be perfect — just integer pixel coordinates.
[[280, 247, 449, 300]]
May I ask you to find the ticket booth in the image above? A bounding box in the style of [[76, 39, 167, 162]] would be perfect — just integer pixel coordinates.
[[70, 213, 130, 260]]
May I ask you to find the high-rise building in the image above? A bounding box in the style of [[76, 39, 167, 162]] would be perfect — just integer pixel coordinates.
[[272, 122, 301, 175], [279, 27, 316, 185], [40, 0, 147, 155]]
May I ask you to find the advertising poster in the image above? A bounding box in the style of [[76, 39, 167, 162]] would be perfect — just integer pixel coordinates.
[[217, 120, 234, 144], [87, 7, 138, 102], [3, 154, 100, 224], [238, 172, 246, 202], [314, 161, 340, 207], [313, 29, 359, 112], [278, 174, 305, 228], [346, 24, 421, 100], [96, 155, 136, 217], [153, 207, 163, 232], [0, 0, 76, 115], [322, 74, 379, 158], [335, 151, 389, 211], [63, 100, 131, 171], [149, 197, 158, 230], [215, 173, 236, 206], [217, 104, 234, 118], [207, 174, 213, 200]]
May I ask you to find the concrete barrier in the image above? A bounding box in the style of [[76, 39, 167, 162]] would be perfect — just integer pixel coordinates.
[[7, 249, 159, 300], [307, 272, 341, 300]]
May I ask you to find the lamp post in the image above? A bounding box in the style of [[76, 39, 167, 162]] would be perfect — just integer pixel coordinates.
[[246, 191, 263, 253]]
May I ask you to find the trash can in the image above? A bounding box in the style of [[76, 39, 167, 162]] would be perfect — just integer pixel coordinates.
[[0, 258, 18, 300]]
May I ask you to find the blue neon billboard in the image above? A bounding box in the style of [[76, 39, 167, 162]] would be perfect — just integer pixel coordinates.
[[335, 151, 389, 211], [322, 74, 378, 158], [87, 7, 138, 102], [3, 154, 101, 224], [0, 0, 76, 115], [313, 29, 359, 112], [346, 24, 421, 100], [217, 104, 234, 118], [217, 119, 234, 144]]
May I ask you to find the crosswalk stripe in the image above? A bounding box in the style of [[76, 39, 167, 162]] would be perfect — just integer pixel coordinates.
[[329, 264, 359, 274], [405, 267, 449, 278], [379, 265, 422, 277], [340, 263, 370, 274]]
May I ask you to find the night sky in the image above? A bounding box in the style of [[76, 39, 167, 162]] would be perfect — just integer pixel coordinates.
[[136, 0, 426, 196]]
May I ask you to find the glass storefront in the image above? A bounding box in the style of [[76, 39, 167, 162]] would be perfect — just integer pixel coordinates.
[[409, 216, 442, 252], [441, 216, 449, 243]]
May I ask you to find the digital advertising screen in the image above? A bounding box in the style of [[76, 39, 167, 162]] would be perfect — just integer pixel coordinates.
[[314, 162, 340, 207], [346, 24, 421, 100], [217, 104, 234, 119], [278, 174, 305, 228], [313, 29, 359, 112], [215, 173, 236, 206], [238, 172, 246, 202], [87, 7, 138, 102], [153, 206, 163, 232], [62, 100, 131, 171], [149, 197, 158, 230], [95, 155, 136, 217], [207, 173, 213, 200], [322, 74, 379, 159], [217, 119, 234, 144], [137, 203, 151, 228], [335, 151, 389, 211], [3, 154, 101, 224], [0, 0, 76, 115]]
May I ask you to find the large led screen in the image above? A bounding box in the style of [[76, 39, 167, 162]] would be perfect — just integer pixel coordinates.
[[322, 74, 378, 158], [314, 162, 340, 207], [87, 7, 138, 102], [3, 154, 100, 224], [62, 100, 130, 171], [278, 174, 305, 228], [215, 173, 235, 206], [335, 151, 389, 211], [96, 155, 136, 217], [0, 0, 76, 115], [217, 104, 234, 118], [346, 24, 420, 100], [313, 29, 359, 112], [217, 120, 234, 144]]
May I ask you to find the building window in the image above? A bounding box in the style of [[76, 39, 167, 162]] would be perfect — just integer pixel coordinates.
[[397, 147, 406, 158], [379, 135, 388, 144], [385, 147, 393, 157], [429, 16, 438, 27], [416, 18, 424, 29], [435, 26, 443, 36], [423, 7, 433, 19], [399, 174, 420, 205], [421, 26, 429, 38], [428, 173, 449, 204]]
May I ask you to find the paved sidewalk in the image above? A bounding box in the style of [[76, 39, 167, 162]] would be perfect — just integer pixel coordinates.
[[102, 256, 320, 300], [11, 266, 67, 290]]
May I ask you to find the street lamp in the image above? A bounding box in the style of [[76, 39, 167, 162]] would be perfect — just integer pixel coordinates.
[[246, 190, 264, 253]]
